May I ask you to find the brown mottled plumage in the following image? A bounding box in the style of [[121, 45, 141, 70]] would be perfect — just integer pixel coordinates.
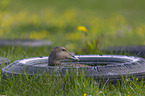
[[48, 46, 79, 66]]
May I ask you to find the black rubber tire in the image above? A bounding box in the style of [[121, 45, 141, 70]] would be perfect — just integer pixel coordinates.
[[0, 57, 9, 66], [1, 55, 145, 82], [103, 45, 145, 58], [0, 39, 52, 47]]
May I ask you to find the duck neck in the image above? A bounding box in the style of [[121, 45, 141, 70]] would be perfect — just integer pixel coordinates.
[[48, 59, 61, 66], [48, 51, 61, 66]]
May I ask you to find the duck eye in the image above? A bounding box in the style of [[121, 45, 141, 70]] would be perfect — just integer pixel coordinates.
[[62, 49, 65, 51]]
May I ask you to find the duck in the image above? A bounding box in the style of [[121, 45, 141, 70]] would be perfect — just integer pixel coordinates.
[[48, 46, 79, 66]]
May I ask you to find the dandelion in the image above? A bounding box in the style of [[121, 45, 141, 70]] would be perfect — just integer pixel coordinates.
[[136, 78, 138, 81], [95, 91, 97, 92], [136, 25, 145, 37], [78, 26, 87, 32], [84, 93, 87, 96]]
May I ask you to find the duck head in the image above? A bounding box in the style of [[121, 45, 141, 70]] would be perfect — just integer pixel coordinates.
[[48, 46, 79, 66]]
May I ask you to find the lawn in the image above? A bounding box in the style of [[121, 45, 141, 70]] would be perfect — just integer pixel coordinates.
[[0, 0, 145, 95]]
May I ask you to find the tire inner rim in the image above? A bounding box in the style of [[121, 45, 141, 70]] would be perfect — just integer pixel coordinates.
[[18, 55, 140, 67]]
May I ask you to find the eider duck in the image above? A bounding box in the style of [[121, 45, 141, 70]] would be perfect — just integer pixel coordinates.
[[48, 46, 79, 66]]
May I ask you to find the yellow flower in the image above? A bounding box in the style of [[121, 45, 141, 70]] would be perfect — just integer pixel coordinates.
[[78, 26, 87, 32], [96, 91, 97, 92], [84, 93, 87, 96], [136, 78, 138, 81]]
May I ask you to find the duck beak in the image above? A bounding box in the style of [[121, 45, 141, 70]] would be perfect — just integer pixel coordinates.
[[67, 52, 79, 61]]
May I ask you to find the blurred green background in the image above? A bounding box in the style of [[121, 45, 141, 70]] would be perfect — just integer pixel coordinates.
[[0, 1, 145, 95], [0, 0, 145, 51]]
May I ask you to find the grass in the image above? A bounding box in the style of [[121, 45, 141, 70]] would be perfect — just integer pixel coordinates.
[[0, 46, 145, 96], [0, 0, 145, 95], [0, 56, 145, 96], [0, 0, 145, 47]]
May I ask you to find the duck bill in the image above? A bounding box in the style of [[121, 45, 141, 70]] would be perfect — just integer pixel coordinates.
[[67, 52, 79, 61]]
